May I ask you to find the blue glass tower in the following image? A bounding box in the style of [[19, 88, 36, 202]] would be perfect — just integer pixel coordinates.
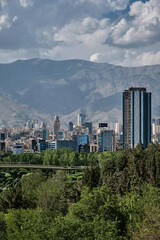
[[123, 87, 151, 149], [84, 122, 92, 134], [77, 113, 85, 126], [98, 130, 115, 152]]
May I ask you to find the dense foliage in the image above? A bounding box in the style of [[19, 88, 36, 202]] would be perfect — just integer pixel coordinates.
[[0, 144, 160, 239]]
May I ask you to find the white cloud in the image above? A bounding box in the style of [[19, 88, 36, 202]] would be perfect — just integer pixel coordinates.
[[114, 48, 160, 66], [90, 50, 124, 63], [20, 0, 33, 8], [0, 48, 39, 63], [107, 0, 160, 47], [107, 0, 129, 11], [13, 16, 18, 22], [136, 51, 160, 66], [35, 28, 55, 46], [90, 48, 160, 67], [0, 14, 11, 31], [90, 53, 104, 62], [0, 0, 7, 8], [74, 0, 129, 11], [0, 0, 159, 67], [0, 14, 18, 32], [53, 17, 109, 46]]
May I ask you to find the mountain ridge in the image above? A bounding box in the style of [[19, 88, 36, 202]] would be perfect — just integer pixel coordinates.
[[0, 58, 159, 128]]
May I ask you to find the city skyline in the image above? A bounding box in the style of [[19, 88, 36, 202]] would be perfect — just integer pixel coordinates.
[[1, 86, 159, 155]]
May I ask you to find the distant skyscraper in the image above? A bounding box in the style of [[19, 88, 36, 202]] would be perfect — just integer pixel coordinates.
[[26, 120, 32, 129], [41, 121, 48, 140], [77, 113, 85, 126], [40, 121, 46, 129], [0, 132, 5, 141], [115, 123, 123, 135], [76, 134, 90, 153], [84, 122, 92, 134], [123, 87, 151, 149], [42, 128, 48, 140], [69, 122, 73, 131], [53, 115, 60, 137]]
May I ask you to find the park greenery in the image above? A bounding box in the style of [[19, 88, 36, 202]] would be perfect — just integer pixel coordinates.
[[0, 143, 160, 239]]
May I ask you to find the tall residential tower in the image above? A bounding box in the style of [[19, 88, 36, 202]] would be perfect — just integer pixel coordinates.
[[53, 115, 60, 137], [77, 113, 85, 126], [123, 87, 151, 149]]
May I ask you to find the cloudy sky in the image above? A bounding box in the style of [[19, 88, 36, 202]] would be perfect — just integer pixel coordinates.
[[0, 0, 160, 66]]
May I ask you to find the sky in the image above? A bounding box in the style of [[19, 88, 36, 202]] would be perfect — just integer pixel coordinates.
[[0, 0, 160, 66]]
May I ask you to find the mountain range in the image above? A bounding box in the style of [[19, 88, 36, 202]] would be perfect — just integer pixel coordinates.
[[0, 58, 160, 128]]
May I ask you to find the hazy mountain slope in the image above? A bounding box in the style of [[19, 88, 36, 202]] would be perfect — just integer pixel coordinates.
[[0, 58, 159, 127], [0, 96, 52, 128]]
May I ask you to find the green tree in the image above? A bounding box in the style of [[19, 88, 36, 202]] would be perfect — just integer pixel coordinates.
[[36, 171, 68, 214], [52, 187, 125, 239], [0, 183, 22, 212], [5, 208, 55, 240], [82, 163, 100, 189], [21, 171, 45, 208], [0, 212, 6, 240], [119, 185, 160, 239]]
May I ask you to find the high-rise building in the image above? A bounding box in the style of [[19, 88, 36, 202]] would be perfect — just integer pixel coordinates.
[[42, 127, 48, 140], [84, 122, 92, 134], [75, 134, 89, 153], [41, 121, 48, 140], [53, 115, 60, 137], [0, 142, 5, 151], [123, 87, 151, 149], [0, 132, 5, 141], [69, 122, 73, 131], [115, 123, 123, 135], [77, 113, 85, 126], [26, 120, 32, 129]]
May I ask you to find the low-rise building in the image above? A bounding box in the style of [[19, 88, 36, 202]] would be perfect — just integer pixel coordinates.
[[12, 143, 24, 155], [98, 129, 115, 152]]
